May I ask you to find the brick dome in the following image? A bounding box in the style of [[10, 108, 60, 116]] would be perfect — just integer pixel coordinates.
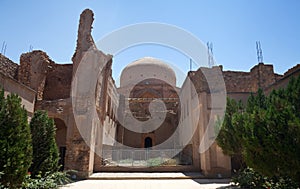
[[120, 57, 176, 87]]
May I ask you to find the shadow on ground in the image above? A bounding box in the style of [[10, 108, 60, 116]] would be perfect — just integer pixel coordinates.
[[182, 172, 239, 189], [216, 186, 239, 189]]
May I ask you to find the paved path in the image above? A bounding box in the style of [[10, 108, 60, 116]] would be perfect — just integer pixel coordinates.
[[60, 173, 236, 189], [60, 179, 234, 189]]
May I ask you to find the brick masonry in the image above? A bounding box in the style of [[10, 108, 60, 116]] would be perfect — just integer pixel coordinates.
[[0, 8, 299, 179]]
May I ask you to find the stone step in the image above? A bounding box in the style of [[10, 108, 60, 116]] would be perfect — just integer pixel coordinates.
[[89, 172, 206, 180]]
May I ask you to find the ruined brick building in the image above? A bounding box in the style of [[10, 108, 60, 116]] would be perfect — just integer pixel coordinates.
[[0, 9, 299, 178]]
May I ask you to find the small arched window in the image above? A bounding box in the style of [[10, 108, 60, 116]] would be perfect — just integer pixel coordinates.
[[144, 137, 152, 148]]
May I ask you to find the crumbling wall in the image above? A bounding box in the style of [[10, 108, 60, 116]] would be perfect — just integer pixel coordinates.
[[265, 64, 300, 94], [250, 63, 276, 90], [43, 64, 73, 100], [0, 53, 18, 79], [66, 8, 115, 178], [222, 63, 277, 93], [72, 9, 97, 77], [223, 71, 253, 92], [18, 50, 55, 100], [18, 50, 73, 101], [284, 64, 300, 77]]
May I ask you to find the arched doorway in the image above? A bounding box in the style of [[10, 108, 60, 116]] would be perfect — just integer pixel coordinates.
[[144, 137, 153, 148], [54, 118, 67, 170]]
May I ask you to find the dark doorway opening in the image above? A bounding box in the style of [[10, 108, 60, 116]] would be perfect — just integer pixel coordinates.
[[144, 137, 153, 148], [59, 147, 66, 171], [54, 118, 67, 170]]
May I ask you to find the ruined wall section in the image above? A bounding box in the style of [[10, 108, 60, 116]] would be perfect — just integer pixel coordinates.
[[66, 8, 118, 177], [182, 63, 280, 95], [18, 50, 56, 100], [223, 71, 252, 92], [0, 53, 18, 79], [265, 64, 300, 94], [72, 9, 97, 77], [43, 64, 73, 100], [223, 63, 277, 93], [66, 8, 99, 178], [275, 73, 283, 81], [18, 50, 73, 101], [283, 64, 300, 77], [249, 63, 276, 90]]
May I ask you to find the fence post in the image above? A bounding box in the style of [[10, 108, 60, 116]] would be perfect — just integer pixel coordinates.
[[160, 150, 163, 165], [131, 150, 134, 166]]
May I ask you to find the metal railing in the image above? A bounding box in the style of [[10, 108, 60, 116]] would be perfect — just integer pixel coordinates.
[[127, 98, 179, 102], [101, 148, 192, 167]]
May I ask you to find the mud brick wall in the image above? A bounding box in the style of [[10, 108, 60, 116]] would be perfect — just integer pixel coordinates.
[[43, 64, 73, 100], [0, 53, 18, 79]]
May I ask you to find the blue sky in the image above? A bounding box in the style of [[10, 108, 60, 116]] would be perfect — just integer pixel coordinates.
[[1, 0, 299, 86]]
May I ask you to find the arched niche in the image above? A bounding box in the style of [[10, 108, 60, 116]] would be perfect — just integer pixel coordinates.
[[54, 118, 67, 170]]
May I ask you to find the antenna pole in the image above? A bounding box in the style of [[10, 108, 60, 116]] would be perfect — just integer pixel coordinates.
[[207, 41, 214, 68], [1, 41, 6, 55], [3, 44, 7, 56], [256, 41, 263, 63], [29, 45, 33, 52]]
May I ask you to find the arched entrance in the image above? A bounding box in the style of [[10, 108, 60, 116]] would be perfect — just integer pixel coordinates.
[[54, 118, 67, 170], [144, 137, 153, 148]]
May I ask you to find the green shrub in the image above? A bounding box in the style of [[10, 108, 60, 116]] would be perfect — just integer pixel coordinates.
[[232, 167, 267, 188], [21, 171, 71, 189], [0, 172, 8, 189], [147, 157, 162, 167], [162, 158, 178, 166], [232, 167, 299, 189], [270, 177, 299, 189]]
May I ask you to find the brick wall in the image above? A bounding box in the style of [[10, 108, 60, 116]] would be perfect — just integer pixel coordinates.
[[0, 53, 18, 79], [43, 64, 73, 100]]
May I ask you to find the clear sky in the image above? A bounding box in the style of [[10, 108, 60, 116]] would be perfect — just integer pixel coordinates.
[[1, 0, 299, 86]]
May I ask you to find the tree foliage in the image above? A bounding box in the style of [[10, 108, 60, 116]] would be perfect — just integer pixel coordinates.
[[243, 88, 300, 180], [29, 110, 59, 177], [216, 75, 300, 185], [216, 98, 245, 156], [0, 90, 33, 188]]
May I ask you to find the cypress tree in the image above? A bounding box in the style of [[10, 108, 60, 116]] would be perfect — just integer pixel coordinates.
[[216, 98, 244, 156], [243, 88, 300, 182], [216, 98, 246, 169], [0, 90, 32, 188], [29, 110, 59, 177], [217, 75, 300, 184]]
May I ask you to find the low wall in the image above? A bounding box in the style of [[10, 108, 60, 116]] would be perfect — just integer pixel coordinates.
[[0, 72, 36, 117]]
